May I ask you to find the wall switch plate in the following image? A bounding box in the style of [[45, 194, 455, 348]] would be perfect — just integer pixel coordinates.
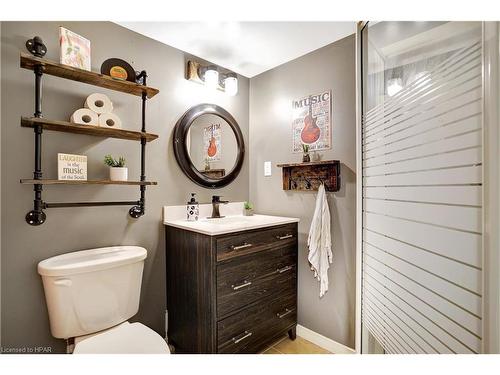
[[264, 161, 272, 177]]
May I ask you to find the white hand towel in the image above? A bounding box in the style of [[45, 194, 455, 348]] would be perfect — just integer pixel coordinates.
[[307, 183, 333, 297]]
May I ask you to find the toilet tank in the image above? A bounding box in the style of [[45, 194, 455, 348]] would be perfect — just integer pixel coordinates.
[[38, 246, 147, 339]]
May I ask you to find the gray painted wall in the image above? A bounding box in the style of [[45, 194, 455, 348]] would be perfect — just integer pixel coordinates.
[[249, 35, 356, 348], [0, 21, 249, 353]]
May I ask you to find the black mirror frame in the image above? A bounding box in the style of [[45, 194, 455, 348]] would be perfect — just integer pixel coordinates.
[[173, 103, 245, 189]]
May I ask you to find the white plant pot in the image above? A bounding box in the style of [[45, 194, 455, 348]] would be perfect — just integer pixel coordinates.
[[109, 167, 128, 181]]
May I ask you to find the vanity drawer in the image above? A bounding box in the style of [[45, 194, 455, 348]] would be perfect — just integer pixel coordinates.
[[216, 223, 297, 262], [217, 292, 297, 353], [217, 246, 297, 317]]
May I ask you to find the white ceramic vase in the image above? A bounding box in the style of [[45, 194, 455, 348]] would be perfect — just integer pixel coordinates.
[[109, 167, 128, 181]]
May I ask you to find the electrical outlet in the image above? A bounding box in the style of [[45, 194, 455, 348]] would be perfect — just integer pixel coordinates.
[[264, 161, 272, 176]]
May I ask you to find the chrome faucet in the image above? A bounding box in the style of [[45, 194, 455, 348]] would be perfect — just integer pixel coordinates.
[[210, 195, 229, 219]]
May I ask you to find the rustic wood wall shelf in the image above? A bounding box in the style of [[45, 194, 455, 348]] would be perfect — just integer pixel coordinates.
[[20, 179, 157, 186], [20, 53, 159, 98], [277, 160, 341, 192], [21, 117, 159, 142], [200, 168, 226, 179], [20, 37, 160, 225]]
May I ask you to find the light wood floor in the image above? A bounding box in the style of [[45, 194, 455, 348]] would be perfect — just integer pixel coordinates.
[[261, 335, 331, 354]]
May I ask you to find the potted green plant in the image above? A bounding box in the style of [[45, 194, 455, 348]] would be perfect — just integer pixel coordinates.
[[302, 144, 310, 163], [243, 201, 254, 216], [204, 157, 211, 171], [104, 155, 127, 181]]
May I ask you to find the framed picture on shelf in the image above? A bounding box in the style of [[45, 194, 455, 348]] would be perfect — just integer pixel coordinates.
[[58, 153, 87, 181], [59, 27, 91, 71]]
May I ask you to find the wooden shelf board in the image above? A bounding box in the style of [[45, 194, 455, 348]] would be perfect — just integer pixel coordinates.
[[20, 53, 159, 99], [20, 179, 157, 186], [276, 160, 340, 168], [21, 117, 158, 142], [277, 160, 340, 192], [200, 169, 225, 172]]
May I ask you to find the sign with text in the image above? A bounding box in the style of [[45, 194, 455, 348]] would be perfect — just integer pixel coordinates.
[[58, 153, 87, 181], [292, 90, 332, 153]]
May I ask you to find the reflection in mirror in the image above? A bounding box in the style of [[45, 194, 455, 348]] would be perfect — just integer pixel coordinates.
[[186, 114, 238, 180], [173, 103, 244, 189]]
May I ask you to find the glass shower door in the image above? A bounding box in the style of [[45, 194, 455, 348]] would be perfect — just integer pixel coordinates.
[[360, 21, 483, 354]]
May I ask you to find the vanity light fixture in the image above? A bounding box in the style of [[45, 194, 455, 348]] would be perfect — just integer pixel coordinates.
[[203, 65, 219, 90], [387, 77, 403, 97], [186, 60, 238, 96], [222, 72, 238, 96], [412, 70, 431, 87]]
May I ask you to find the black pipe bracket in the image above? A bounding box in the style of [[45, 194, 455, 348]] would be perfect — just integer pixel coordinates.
[[26, 36, 47, 57]]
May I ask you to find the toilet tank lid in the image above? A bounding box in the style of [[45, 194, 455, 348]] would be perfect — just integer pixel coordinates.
[[38, 246, 147, 277]]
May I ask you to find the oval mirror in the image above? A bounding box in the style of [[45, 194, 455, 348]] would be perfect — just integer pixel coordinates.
[[173, 103, 245, 188]]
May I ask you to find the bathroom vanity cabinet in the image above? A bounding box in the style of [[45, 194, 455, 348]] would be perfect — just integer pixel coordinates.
[[165, 222, 298, 354]]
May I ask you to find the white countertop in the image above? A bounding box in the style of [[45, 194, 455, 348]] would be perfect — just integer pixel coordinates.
[[163, 202, 299, 236]]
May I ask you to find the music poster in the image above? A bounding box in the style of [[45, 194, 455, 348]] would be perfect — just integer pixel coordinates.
[[292, 90, 332, 153], [203, 123, 221, 162]]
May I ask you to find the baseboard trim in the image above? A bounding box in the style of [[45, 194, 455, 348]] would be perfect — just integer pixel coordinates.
[[296, 325, 356, 354]]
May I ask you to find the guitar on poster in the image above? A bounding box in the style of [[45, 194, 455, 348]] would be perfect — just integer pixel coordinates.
[[207, 125, 218, 157]]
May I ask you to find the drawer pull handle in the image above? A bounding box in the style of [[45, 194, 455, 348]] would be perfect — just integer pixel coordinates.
[[277, 265, 293, 274], [276, 234, 293, 240], [232, 280, 252, 290], [232, 330, 253, 344], [277, 308, 293, 319], [231, 242, 252, 251]]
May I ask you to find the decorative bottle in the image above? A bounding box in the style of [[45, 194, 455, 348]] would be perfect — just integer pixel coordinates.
[[186, 193, 199, 221]]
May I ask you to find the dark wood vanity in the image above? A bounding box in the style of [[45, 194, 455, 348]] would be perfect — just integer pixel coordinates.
[[165, 222, 298, 353], [167, 102, 297, 353]]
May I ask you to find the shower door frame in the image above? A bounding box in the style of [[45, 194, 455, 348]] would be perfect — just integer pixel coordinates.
[[482, 21, 500, 355], [354, 20, 366, 354], [354, 21, 500, 354]]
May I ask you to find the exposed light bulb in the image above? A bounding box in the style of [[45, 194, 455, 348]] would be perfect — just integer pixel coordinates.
[[387, 78, 403, 97], [224, 74, 238, 96], [204, 66, 219, 90]]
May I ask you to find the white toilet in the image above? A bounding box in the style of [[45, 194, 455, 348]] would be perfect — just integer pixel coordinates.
[[37, 246, 170, 354]]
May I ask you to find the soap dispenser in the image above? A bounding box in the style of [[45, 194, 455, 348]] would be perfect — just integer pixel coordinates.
[[187, 193, 199, 221]]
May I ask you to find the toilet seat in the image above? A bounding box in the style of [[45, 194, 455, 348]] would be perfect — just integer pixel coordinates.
[[73, 322, 170, 354]]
